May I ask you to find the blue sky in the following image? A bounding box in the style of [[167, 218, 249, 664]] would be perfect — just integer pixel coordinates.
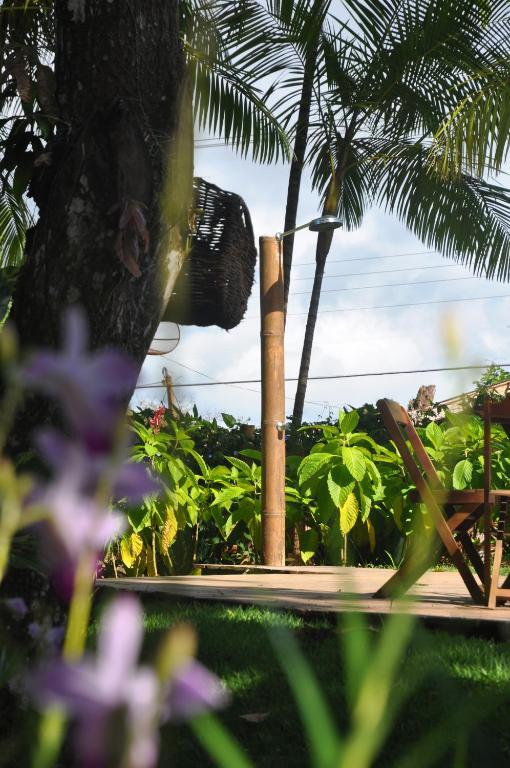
[[132, 137, 510, 424]]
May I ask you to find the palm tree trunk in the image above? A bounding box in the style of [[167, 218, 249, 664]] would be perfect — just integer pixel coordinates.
[[291, 228, 334, 430], [282, 45, 317, 316]]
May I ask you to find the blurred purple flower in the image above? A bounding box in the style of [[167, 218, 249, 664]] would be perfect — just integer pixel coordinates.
[[164, 659, 230, 721], [40, 467, 126, 563], [34, 596, 229, 768], [35, 429, 159, 503], [4, 597, 28, 619], [22, 307, 137, 452], [28, 622, 65, 653], [34, 597, 159, 768]]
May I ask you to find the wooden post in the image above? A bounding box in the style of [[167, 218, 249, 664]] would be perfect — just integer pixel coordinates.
[[483, 397, 492, 598], [259, 236, 286, 566], [163, 367, 177, 417]]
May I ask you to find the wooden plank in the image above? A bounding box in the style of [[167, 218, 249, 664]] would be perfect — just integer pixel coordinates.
[[98, 567, 510, 624]]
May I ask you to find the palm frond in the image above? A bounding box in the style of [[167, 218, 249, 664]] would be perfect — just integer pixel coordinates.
[[372, 139, 510, 281], [430, 67, 510, 178], [187, 50, 291, 163], [308, 131, 375, 229], [0, 182, 32, 266]]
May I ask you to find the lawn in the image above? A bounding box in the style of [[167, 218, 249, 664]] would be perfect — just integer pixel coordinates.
[[93, 595, 510, 768]]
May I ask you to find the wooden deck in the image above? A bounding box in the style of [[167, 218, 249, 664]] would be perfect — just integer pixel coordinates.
[[99, 566, 510, 626]]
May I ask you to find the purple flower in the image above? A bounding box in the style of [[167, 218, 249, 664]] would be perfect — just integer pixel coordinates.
[[28, 622, 65, 653], [34, 596, 229, 768], [35, 429, 159, 504], [39, 466, 126, 563], [35, 597, 159, 768], [164, 659, 230, 721], [22, 307, 138, 452], [4, 597, 28, 619]]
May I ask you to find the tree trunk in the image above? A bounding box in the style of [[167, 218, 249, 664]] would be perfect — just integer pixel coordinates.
[[282, 45, 317, 317], [291, 227, 333, 431], [9, 0, 192, 448]]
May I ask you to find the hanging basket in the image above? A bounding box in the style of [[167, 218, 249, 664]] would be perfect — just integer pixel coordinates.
[[163, 177, 257, 330]]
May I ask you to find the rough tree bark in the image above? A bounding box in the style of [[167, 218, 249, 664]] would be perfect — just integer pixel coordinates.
[[282, 45, 317, 318], [9, 0, 192, 447]]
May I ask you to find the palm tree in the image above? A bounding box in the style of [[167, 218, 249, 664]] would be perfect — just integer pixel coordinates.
[[290, 0, 510, 429]]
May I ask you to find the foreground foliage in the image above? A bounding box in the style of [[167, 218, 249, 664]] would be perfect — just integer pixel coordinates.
[[133, 599, 510, 768], [113, 400, 510, 575]]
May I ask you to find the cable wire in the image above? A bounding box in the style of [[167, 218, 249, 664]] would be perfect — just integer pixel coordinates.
[[293, 249, 438, 266], [245, 292, 510, 319], [291, 275, 479, 296], [135, 363, 510, 389], [137, 356, 339, 409], [285, 292, 510, 317], [290, 263, 464, 281]]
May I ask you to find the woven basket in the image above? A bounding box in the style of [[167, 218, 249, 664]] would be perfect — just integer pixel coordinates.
[[163, 177, 257, 330]]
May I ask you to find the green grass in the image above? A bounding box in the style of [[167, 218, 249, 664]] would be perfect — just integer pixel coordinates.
[[93, 595, 510, 768]]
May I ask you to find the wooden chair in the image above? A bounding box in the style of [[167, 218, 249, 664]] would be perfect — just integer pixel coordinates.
[[373, 399, 510, 605], [481, 397, 510, 608]]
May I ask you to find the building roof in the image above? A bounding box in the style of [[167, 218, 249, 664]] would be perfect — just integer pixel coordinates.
[[439, 380, 510, 413]]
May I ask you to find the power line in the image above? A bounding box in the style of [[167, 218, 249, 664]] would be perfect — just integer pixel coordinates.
[[291, 263, 464, 282], [285, 292, 510, 317], [293, 249, 438, 266], [291, 275, 479, 296], [134, 363, 510, 389], [138, 356, 338, 408], [245, 292, 510, 319]]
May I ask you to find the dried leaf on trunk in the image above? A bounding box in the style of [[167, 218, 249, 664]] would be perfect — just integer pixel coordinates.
[[115, 199, 150, 278], [7, 52, 32, 103], [36, 63, 58, 116]]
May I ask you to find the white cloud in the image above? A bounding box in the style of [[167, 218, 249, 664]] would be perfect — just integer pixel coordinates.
[[132, 146, 510, 424]]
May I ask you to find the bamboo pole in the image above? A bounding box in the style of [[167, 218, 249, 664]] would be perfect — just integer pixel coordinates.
[[259, 236, 286, 566], [483, 397, 492, 599]]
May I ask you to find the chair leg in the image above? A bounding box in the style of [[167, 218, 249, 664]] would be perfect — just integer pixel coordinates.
[[457, 532, 485, 583], [373, 536, 440, 600], [448, 548, 484, 604], [488, 539, 503, 609], [488, 501, 507, 609]]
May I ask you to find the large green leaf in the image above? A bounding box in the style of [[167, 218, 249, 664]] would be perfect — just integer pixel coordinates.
[[425, 421, 444, 450], [211, 487, 246, 507], [342, 447, 366, 482], [452, 459, 473, 490], [298, 452, 335, 488], [327, 465, 354, 507], [339, 409, 359, 435], [226, 456, 253, 476]]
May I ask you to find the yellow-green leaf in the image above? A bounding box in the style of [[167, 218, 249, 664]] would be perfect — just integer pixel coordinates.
[[342, 447, 366, 481], [120, 532, 144, 569], [340, 492, 359, 535], [161, 506, 178, 552]]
